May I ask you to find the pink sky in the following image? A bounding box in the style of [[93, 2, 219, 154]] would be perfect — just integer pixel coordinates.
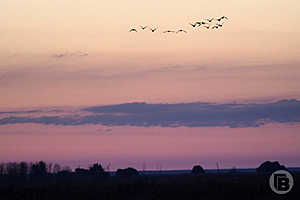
[[0, 123, 299, 169], [0, 1, 300, 109], [0, 0, 300, 169]]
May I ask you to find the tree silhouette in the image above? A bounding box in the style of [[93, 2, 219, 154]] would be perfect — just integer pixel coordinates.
[[191, 165, 205, 174], [256, 161, 287, 173], [19, 162, 28, 177], [53, 163, 61, 173], [89, 163, 106, 176], [30, 161, 47, 177], [116, 167, 139, 176]]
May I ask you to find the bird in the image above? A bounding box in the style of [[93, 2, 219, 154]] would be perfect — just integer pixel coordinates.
[[189, 23, 197, 27], [216, 22, 224, 27], [206, 18, 214, 23], [195, 21, 206, 26], [150, 28, 157, 32], [140, 26, 148, 30], [163, 30, 175, 33], [176, 29, 187, 33], [211, 25, 219, 29], [203, 25, 210, 29], [215, 18, 222, 22], [220, 16, 229, 20], [129, 28, 137, 32], [216, 16, 228, 22]]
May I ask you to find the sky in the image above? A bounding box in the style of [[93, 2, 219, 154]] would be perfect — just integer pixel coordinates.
[[0, 123, 299, 170], [0, 0, 300, 169], [1, 0, 300, 108]]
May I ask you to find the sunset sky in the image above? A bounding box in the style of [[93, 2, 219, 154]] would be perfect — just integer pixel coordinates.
[[0, 0, 300, 169]]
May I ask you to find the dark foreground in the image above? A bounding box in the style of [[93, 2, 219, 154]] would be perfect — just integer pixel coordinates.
[[0, 172, 299, 200]]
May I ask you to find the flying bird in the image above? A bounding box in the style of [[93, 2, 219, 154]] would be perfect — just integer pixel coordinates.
[[176, 29, 187, 33], [150, 28, 157, 32], [211, 25, 219, 29], [216, 16, 228, 22], [163, 30, 175, 33], [215, 18, 222, 22], [129, 28, 137, 32], [189, 23, 198, 27], [195, 21, 206, 26], [206, 18, 214, 22], [216, 23, 224, 27], [220, 16, 229, 20], [140, 26, 148, 30], [203, 25, 210, 29]]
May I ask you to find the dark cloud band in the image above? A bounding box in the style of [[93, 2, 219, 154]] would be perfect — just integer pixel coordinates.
[[1, 99, 300, 128]]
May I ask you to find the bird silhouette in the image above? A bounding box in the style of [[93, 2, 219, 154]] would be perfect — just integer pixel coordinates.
[[129, 28, 137, 32], [150, 28, 157, 32], [176, 29, 187, 33], [195, 21, 206, 26], [220, 16, 229, 20], [206, 18, 214, 23], [189, 23, 197, 27], [128, 16, 229, 34], [216, 16, 228, 22], [216, 22, 224, 27], [163, 30, 175, 33], [215, 18, 222, 22]]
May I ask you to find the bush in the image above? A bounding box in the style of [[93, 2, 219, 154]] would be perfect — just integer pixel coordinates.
[[256, 161, 287, 174], [116, 167, 139, 176], [191, 165, 205, 174]]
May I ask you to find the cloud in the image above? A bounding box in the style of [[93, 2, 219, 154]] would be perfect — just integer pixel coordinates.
[[51, 51, 88, 59], [0, 110, 40, 115], [1, 99, 300, 128]]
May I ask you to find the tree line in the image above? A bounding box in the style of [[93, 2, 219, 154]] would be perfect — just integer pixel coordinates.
[[0, 161, 144, 178]]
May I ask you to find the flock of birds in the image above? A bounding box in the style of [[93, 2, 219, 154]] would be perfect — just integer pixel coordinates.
[[129, 16, 229, 34]]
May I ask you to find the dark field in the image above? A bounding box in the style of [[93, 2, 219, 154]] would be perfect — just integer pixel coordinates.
[[0, 171, 299, 200]]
